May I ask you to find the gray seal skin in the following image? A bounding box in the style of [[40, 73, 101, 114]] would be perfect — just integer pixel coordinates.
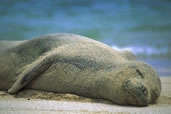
[[0, 33, 161, 106]]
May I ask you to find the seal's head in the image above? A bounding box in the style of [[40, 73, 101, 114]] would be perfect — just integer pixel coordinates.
[[95, 61, 161, 106], [120, 61, 161, 106]]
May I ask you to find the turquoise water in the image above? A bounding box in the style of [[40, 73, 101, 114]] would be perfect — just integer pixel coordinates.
[[0, 0, 171, 75]]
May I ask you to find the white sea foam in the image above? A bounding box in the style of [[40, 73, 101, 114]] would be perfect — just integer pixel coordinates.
[[112, 45, 168, 55]]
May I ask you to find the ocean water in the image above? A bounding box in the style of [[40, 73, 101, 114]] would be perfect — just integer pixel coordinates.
[[0, 0, 171, 76]]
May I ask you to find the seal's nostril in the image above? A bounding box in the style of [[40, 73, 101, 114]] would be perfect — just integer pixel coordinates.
[[142, 85, 148, 95], [122, 79, 150, 106]]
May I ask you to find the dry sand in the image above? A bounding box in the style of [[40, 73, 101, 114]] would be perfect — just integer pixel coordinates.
[[0, 77, 171, 114]]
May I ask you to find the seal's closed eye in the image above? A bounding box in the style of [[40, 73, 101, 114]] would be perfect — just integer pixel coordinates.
[[136, 69, 144, 78]]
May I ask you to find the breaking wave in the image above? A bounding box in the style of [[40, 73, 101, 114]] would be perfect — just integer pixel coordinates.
[[112, 45, 169, 57]]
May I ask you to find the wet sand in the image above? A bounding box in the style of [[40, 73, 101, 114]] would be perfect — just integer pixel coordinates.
[[0, 77, 171, 114]]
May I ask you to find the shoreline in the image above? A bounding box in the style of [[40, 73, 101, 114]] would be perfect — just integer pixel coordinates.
[[0, 76, 171, 114]]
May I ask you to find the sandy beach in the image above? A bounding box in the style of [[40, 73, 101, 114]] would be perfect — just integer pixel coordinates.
[[0, 76, 171, 114]]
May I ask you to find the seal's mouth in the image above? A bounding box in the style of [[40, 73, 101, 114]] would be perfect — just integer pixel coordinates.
[[122, 79, 150, 106]]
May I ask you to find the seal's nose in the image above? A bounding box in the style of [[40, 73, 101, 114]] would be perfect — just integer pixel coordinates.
[[122, 79, 150, 106]]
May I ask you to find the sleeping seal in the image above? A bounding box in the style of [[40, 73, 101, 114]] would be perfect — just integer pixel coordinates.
[[0, 33, 161, 106]]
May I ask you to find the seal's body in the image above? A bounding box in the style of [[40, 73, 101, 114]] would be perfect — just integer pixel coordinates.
[[0, 33, 161, 106]]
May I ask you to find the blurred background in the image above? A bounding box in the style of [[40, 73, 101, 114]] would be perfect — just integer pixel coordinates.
[[0, 0, 171, 76]]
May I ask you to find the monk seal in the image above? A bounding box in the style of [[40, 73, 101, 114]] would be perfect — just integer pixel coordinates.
[[0, 33, 161, 106]]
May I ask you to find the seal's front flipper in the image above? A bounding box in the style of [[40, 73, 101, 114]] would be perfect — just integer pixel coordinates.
[[8, 54, 53, 94]]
